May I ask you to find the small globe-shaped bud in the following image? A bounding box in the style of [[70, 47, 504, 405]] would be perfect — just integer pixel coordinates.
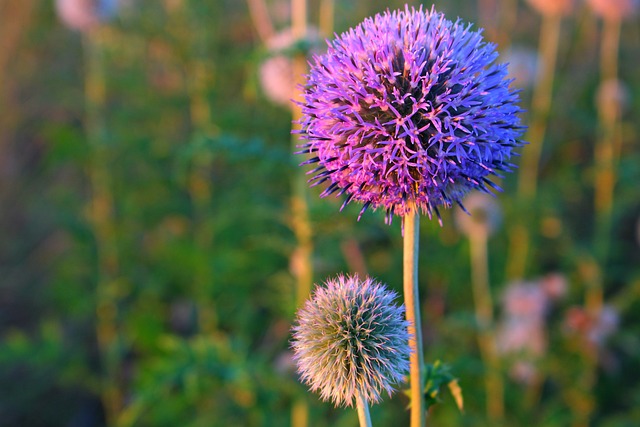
[[297, 6, 524, 224], [525, 0, 575, 16], [454, 192, 502, 237], [56, 0, 118, 32], [588, 0, 639, 20], [291, 274, 411, 407]]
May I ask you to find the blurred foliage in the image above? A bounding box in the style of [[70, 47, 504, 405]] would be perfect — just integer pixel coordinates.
[[1, 0, 639, 426]]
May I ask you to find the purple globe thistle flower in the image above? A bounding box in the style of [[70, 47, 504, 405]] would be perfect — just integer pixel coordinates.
[[296, 6, 524, 224], [291, 274, 411, 407]]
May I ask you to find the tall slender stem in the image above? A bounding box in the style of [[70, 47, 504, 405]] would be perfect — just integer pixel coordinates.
[[246, 0, 274, 43], [356, 392, 373, 427], [319, 0, 334, 37], [592, 16, 621, 274], [403, 212, 425, 427], [507, 12, 562, 280], [181, 1, 219, 334], [290, 0, 312, 426], [469, 231, 503, 421], [84, 29, 122, 425], [577, 16, 622, 427]]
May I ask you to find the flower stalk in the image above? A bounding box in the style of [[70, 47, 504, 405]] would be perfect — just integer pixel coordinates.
[[404, 212, 425, 427], [356, 392, 373, 427]]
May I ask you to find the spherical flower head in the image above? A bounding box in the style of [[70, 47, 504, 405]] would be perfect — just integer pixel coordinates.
[[291, 274, 411, 407], [526, 0, 574, 16], [297, 6, 524, 224], [56, 0, 118, 32], [588, 0, 639, 21]]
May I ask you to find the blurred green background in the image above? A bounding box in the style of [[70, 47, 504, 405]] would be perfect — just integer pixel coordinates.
[[1, 0, 639, 426]]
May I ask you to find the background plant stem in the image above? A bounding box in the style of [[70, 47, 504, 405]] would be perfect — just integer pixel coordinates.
[[291, 0, 313, 425], [469, 230, 503, 422], [84, 29, 122, 426], [183, 0, 219, 335], [403, 212, 425, 427], [507, 12, 562, 280], [577, 15, 622, 427]]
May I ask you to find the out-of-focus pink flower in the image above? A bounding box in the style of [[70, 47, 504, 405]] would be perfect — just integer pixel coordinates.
[[259, 28, 321, 107], [510, 360, 538, 384], [497, 317, 546, 356], [564, 305, 619, 348], [588, 0, 639, 20], [503, 282, 548, 319], [56, 0, 118, 32], [526, 0, 574, 16], [541, 273, 568, 300]]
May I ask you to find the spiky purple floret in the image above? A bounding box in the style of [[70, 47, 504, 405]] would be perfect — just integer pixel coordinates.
[[291, 274, 411, 407], [296, 6, 525, 223]]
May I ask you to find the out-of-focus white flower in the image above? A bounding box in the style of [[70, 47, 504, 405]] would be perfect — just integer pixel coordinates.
[[504, 46, 540, 88], [455, 192, 502, 238], [596, 79, 631, 117], [589, 306, 619, 346]]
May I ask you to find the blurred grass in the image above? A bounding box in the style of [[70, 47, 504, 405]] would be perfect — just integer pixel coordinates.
[[0, 0, 639, 426]]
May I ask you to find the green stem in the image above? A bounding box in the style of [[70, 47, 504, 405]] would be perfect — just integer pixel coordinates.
[[579, 15, 622, 427], [356, 392, 373, 427], [404, 212, 425, 427], [183, 1, 218, 334]]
